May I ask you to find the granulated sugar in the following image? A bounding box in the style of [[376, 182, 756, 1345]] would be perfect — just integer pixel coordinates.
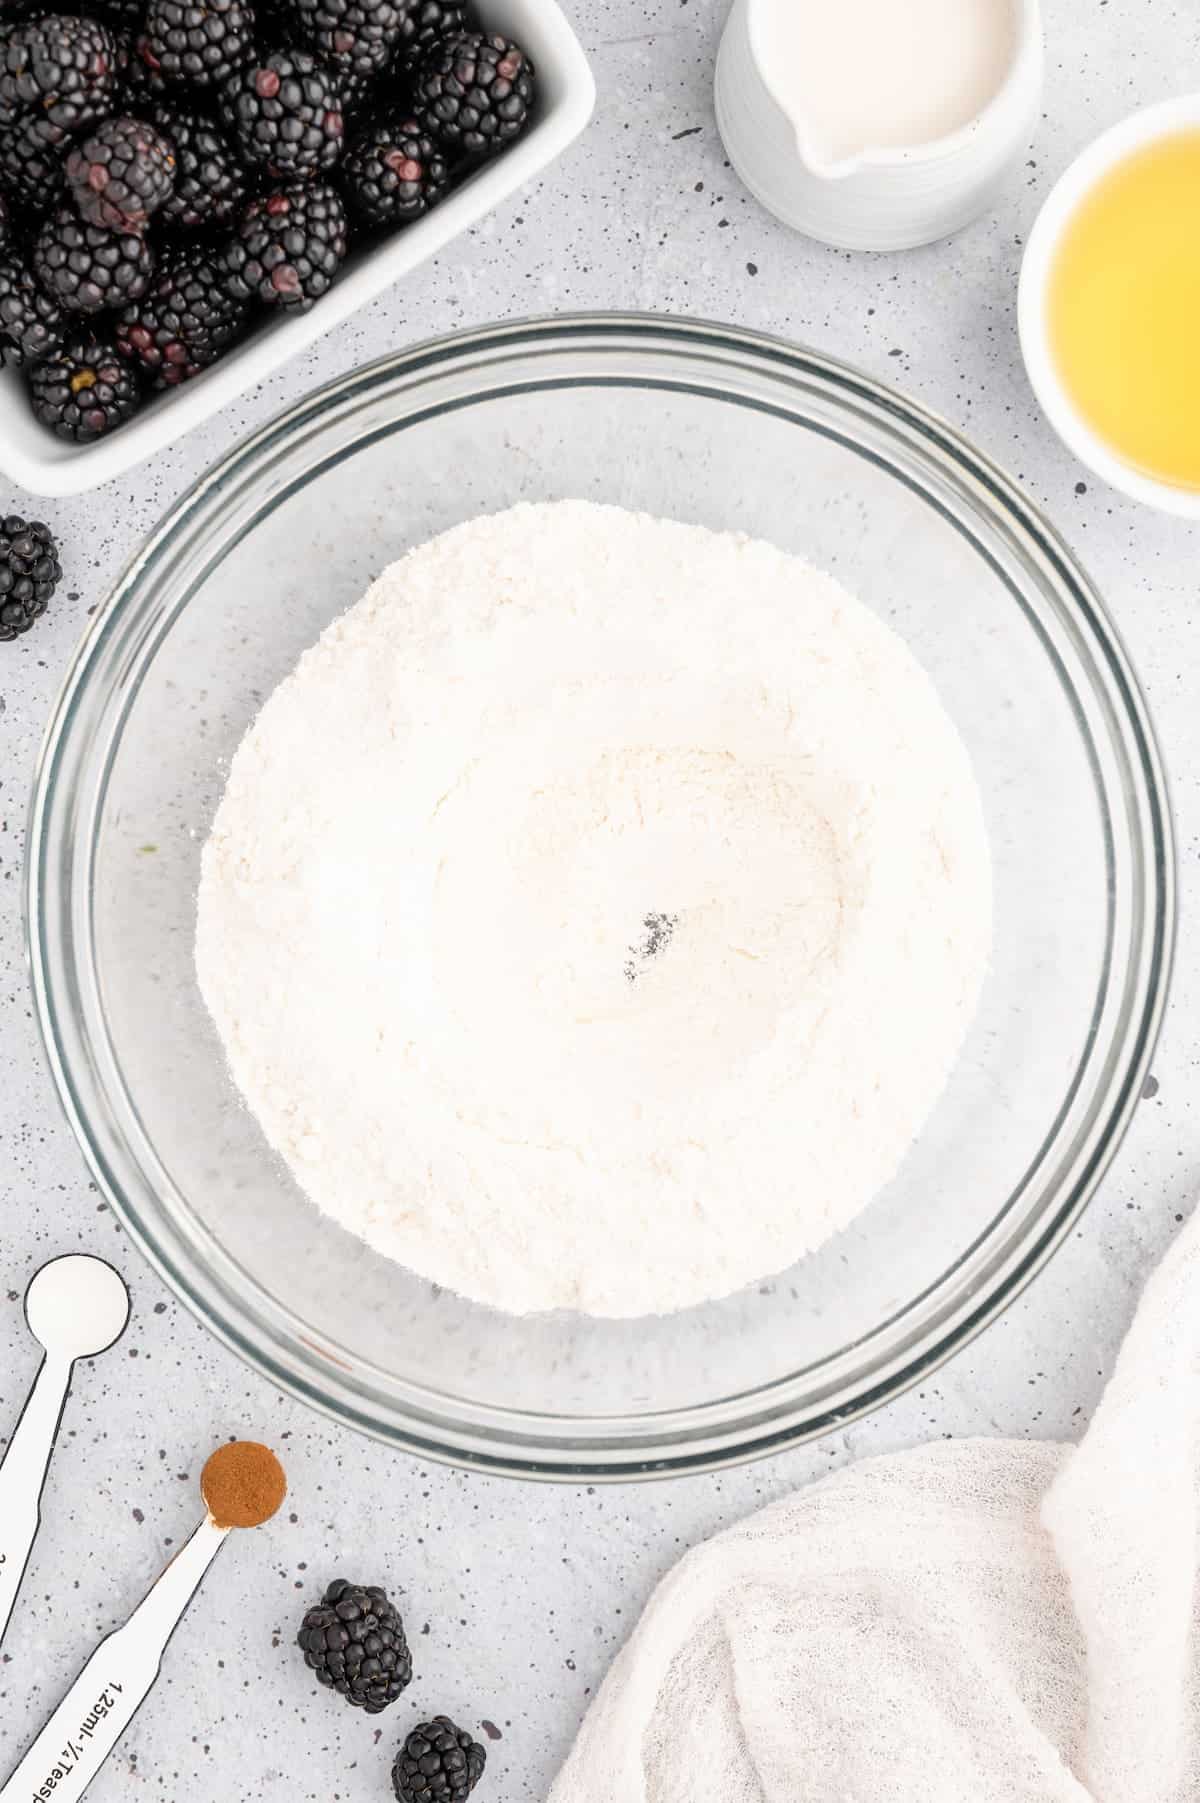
[[195, 501, 991, 1318]]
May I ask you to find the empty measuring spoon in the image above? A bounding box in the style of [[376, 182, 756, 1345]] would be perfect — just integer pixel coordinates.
[[0, 1255, 130, 1646], [0, 1443, 286, 1803]]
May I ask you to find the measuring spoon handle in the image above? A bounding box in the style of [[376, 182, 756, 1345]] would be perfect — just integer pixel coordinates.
[[0, 1517, 228, 1803], [0, 1351, 72, 1647]]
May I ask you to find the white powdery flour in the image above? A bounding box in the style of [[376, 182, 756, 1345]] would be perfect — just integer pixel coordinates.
[[196, 501, 991, 1318]]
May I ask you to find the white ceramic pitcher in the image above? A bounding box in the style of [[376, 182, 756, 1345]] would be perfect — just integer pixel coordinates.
[[714, 0, 1043, 252]]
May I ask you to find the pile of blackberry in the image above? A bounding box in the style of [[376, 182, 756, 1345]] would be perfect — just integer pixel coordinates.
[[0, 0, 534, 442]]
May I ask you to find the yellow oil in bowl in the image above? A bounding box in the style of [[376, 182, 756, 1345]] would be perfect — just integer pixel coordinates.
[[1048, 130, 1200, 492]]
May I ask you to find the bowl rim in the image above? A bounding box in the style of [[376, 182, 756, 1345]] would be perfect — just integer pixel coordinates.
[[1018, 93, 1200, 517], [25, 311, 1177, 1480]]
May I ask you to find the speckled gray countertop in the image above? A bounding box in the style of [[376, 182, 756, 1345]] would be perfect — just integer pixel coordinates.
[[0, 0, 1196, 1796]]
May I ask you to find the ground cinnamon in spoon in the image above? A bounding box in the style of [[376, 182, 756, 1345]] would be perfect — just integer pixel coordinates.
[[201, 1441, 287, 1528]]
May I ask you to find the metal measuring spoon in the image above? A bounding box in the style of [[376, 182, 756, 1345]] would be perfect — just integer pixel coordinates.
[[0, 1254, 130, 1647], [0, 1443, 285, 1803]]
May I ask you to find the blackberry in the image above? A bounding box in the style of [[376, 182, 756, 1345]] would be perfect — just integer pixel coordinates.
[[119, 30, 172, 101], [297, 1579, 413, 1714], [392, 1718, 486, 1803], [29, 331, 139, 438], [109, 24, 134, 86], [0, 516, 61, 640], [335, 62, 374, 114], [0, 112, 67, 210], [66, 114, 177, 231], [223, 179, 346, 312], [139, 0, 254, 89], [115, 242, 246, 382], [220, 49, 344, 176], [0, 14, 118, 132], [0, 190, 8, 251], [341, 116, 446, 225], [289, 0, 408, 81], [33, 206, 155, 312], [0, 249, 66, 364], [151, 101, 246, 228], [395, 0, 468, 77], [412, 31, 532, 156]]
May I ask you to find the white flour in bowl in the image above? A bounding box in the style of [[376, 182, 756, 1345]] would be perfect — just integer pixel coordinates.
[[196, 500, 991, 1318]]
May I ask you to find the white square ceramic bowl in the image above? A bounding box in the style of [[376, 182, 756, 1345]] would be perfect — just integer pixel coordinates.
[[0, 0, 594, 497]]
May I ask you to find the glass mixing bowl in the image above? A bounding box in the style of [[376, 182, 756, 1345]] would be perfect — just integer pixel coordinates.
[[27, 315, 1174, 1479]]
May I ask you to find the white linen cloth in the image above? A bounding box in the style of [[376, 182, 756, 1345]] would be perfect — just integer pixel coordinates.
[[549, 1209, 1200, 1802]]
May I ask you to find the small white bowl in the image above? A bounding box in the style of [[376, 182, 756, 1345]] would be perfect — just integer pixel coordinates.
[[1019, 94, 1200, 519], [0, 0, 594, 498], [715, 0, 1042, 252]]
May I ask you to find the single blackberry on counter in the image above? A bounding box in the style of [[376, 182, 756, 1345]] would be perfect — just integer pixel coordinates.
[[29, 331, 139, 438], [150, 100, 246, 228], [0, 250, 67, 364], [223, 178, 346, 312], [220, 48, 344, 176], [0, 516, 61, 640], [392, 1718, 486, 1803], [66, 114, 177, 231], [395, 0, 468, 77], [139, 0, 254, 88], [115, 241, 246, 382], [289, 0, 408, 81], [412, 31, 532, 156], [297, 1579, 413, 1713], [0, 14, 118, 131], [33, 207, 156, 312], [341, 115, 445, 225], [0, 112, 67, 210]]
